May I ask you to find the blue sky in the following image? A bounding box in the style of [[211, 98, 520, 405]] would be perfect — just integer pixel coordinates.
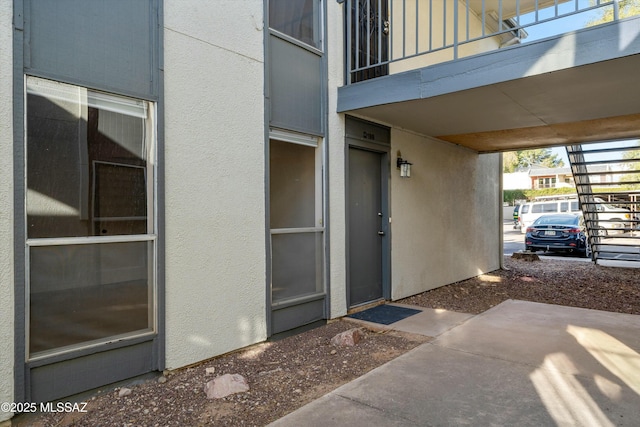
[[551, 140, 640, 167], [521, 1, 603, 42]]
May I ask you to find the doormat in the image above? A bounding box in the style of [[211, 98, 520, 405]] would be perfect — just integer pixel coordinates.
[[347, 305, 421, 325]]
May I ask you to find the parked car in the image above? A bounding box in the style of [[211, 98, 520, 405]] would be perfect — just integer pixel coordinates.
[[518, 199, 580, 232], [518, 197, 631, 234], [524, 214, 591, 258]]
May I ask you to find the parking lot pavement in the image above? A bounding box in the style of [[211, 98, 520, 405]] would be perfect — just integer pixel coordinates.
[[503, 221, 525, 255]]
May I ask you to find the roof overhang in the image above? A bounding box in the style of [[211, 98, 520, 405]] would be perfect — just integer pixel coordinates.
[[337, 16, 640, 152]]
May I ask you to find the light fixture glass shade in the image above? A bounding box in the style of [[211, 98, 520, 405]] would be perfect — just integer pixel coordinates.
[[400, 162, 411, 178]]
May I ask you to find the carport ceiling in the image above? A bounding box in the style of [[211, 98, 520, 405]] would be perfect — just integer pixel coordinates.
[[346, 54, 640, 152]]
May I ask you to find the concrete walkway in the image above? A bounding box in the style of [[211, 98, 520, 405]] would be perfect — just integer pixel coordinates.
[[270, 300, 640, 426]]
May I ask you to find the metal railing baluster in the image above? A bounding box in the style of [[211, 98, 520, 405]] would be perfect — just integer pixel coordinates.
[[344, 0, 638, 84], [429, 0, 433, 52], [378, 0, 382, 66], [443, 0, 447, 49], [454, 0, 458, 58], [366, 0, 371, 68], [466, 0, 470, 43]]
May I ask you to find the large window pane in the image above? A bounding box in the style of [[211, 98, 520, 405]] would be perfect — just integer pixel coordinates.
[[26, 77, 150, 238], [29, 241, 154, 357], [271, 232, 323, 302], [269, 0, 320, 48], [270, 140, 316, 229]]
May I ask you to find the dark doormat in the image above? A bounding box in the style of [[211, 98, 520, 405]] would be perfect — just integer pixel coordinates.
[[347, 304, 421, 325]]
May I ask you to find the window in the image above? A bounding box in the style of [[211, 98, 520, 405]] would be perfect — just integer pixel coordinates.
[[269, 0, 321, 48], [561, 201, 580, 212], [25, 76, 156, 358], [537, 177, 556, 188], [532, 203, 558, 214], [269, 137, 324, 304]]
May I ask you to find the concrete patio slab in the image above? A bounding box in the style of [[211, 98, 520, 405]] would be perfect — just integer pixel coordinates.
[[271, 300, 640, 426], [435, 299, 640, 378]]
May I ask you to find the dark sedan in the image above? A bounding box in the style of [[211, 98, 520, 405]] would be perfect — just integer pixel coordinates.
[[525, 214, 591, 258]]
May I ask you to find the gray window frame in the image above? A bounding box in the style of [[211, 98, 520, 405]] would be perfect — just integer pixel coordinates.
[[23, 76, 158, 362]]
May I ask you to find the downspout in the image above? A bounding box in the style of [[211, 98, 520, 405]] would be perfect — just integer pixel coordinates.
[[499, 152, 505, 270]]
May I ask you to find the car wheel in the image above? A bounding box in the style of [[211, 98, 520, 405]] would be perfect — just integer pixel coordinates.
[[582, 244, 592, 259]]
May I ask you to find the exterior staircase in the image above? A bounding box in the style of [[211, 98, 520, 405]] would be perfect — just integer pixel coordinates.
[[566, 143, 640, 264]]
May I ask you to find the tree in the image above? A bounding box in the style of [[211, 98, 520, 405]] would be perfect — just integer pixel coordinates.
[[503, 151, 519, 173], [620, 146, 640, 188], [503, 149, 565, 173], [588, 0, 640, 26]]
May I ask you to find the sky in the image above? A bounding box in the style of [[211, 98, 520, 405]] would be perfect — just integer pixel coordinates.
[[551, 140, 640, 167], [520, 0, 604, 43]]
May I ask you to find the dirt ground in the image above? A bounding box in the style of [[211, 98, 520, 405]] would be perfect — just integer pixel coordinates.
[[14, 257, 640, 426]]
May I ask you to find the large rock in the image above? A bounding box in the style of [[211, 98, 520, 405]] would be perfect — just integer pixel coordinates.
[[331, 328, 363, 347], [204, 373, 249, 399]]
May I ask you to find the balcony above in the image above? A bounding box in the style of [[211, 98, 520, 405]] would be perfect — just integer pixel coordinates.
[[338, 3, 640, 153]]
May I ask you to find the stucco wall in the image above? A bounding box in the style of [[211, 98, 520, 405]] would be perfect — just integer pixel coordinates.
[[390, 129, 501, 299], [0, 0, 14, 420], [163, 0, 267, 369], [326, 1, 348, 319]]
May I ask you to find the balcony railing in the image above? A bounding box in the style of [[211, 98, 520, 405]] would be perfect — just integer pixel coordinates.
[[343, 0, 635, 84]]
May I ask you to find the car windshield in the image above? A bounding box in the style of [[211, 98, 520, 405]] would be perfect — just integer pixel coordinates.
[[535, 216, 577, 226]]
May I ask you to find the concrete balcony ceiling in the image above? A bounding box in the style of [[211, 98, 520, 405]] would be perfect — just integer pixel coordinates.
[[337, 15, 640, 153]]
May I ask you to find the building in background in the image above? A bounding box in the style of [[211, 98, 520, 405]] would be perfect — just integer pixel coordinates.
[[505, 164, 626, 190]]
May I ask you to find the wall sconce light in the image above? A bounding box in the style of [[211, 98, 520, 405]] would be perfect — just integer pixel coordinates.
[[397, 156, 412, 178]]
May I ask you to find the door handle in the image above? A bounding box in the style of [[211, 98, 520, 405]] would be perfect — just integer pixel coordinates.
[[378, 231, 385, 236]]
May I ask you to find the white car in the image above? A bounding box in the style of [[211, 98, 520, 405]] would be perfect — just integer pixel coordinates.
[[519, 198, 631, 235]]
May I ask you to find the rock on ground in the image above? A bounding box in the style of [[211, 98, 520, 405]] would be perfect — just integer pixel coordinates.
[[331, 328, 363, 346], [204, 373, 249, 399]]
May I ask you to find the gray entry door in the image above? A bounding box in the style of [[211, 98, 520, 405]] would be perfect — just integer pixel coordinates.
[[348, 147, 385, 306]]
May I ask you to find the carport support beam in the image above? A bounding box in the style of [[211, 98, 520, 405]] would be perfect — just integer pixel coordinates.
[[499, 153, 505, 270]]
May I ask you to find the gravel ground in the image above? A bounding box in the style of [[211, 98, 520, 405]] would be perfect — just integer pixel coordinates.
[[15, 257, 640, 426], [400, 257, 640, 315]]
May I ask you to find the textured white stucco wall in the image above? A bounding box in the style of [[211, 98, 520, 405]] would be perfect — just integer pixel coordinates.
[[0, 0, 14, 421], [163, 0, 267, 369], [326, 1, 348, 319], [390, 129, 501, 300]]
